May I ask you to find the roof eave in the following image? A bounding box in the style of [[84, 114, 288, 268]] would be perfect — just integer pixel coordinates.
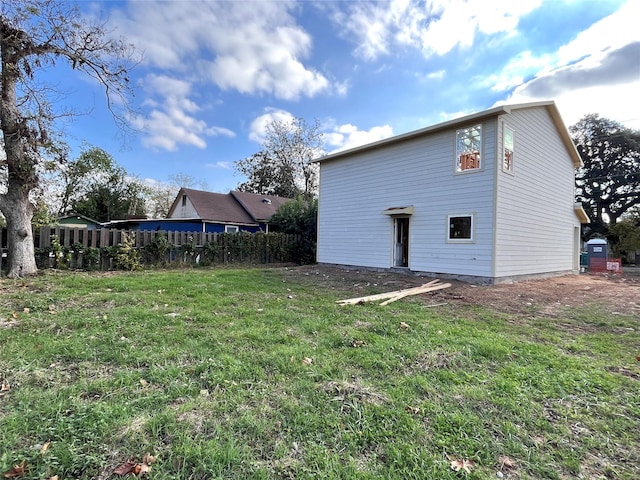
[[543, 103, 583, 168], [316, 105, 511, 164], [574, 203, 590, 224], [316, 100, 582, 168]]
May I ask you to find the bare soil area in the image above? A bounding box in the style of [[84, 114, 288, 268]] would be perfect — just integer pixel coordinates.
[[283, 265, 640, 317]]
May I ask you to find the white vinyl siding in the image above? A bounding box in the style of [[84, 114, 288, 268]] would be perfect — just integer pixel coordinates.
[[169, 196, 198, 218], [317, 120, 497, 277], [494, 108, 579, 277]]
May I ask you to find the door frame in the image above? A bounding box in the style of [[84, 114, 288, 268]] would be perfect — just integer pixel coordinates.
[[393, 216, 410, 268]]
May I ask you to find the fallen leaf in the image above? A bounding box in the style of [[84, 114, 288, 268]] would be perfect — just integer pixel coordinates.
[[22, 308, 30, 314], [399, 322, 410, 330], [139, 379, 148, 387], [40, 440, 51, 455], [405, 406, 420, 415], [351, 340, 366, 348], [450, 458, 475, 474], [113, 461, 137, 476], [48, 476, 59, 480], [499, 456, 515, 470], [138, 463, 152, 475], [3, 460, 27, 478], [636, 356, 640, 362], [302, 357, 313, 365], [0, 383, 10, 398], [12, 311, 18, 319], [142, 453, 156, 465]]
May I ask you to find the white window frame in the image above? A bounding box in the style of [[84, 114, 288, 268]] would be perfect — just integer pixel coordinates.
[[225, 225, 240, 233], [455, 124, 482, 173], [502, 124, 515, 174], [446, 214, 475, 243]]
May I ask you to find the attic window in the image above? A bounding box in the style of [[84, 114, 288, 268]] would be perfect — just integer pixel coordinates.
[[262, 198, 272, 204], [181, 194, 187, 207], [456, 124, 482, 172]]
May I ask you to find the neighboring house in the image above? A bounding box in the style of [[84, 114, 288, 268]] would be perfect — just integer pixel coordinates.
[[106, 188, 290, 233], [316, 101, 590, 284], [55, 214, 103, 230]]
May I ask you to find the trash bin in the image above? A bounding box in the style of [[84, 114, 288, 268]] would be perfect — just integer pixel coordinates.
[[580, 252, 589, 269]]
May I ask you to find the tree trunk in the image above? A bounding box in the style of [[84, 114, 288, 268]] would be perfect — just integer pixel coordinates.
[[0, 186, 37, 278]]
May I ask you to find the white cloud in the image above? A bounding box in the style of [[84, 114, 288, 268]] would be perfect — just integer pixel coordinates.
[[113, 0, 331, 100], [249, 108, 296, 144], [425, 69, 446, 80], [501, 0, 640, 129], [556, 0, 639, 67], [249, 110, 394, 153], [205, 161, 234, 170], [332, 0, 541, 60], [133, 74, 235, 151], [481, 51, 552, 92], [324, 123, 394, 153]]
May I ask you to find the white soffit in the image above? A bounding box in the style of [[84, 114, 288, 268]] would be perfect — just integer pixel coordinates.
[[382, 206, 414, 215], [574, 204, 590, 224]]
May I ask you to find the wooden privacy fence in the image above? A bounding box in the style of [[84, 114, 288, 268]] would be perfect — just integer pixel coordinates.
[[35, 226, 232, 250], [1, 226, 304, 272]]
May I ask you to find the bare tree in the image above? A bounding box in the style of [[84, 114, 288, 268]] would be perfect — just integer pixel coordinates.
[[145, 173, 208, 219], [236, 117, 323, 199], [0, 1, 136, 277]]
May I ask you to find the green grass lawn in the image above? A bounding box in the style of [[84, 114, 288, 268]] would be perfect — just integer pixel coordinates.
[[0, 268, 638, 479]]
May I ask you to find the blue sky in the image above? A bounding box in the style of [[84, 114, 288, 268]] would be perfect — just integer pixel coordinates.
[[57, 0, 640, 193]]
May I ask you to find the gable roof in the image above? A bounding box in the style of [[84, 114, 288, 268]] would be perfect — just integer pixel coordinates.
[[168, 188, 254, 223], [230, 191, 290, 222], [55, 213, 103, 226], [316, 101, 582, 168], [167, 188, 290, 224]]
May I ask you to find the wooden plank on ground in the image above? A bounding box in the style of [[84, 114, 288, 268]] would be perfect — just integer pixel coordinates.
[[337, 279, 443, 305], [379, 282, 451, 306]]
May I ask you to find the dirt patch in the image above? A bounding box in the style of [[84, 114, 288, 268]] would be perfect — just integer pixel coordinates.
[[282, 265, 640, 317]]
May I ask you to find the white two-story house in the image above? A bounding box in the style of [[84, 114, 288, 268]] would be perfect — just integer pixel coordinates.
[[316, 101, 589, 284]]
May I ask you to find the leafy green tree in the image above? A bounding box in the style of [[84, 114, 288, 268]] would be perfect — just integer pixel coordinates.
[[607, 210, 640, 262], [0, 1, 135, 277], [236, 117, 323, 199], [269, 197, 318, 264], [55, 146, 119, 217], [72, 160, 148, 222], [570, 114, 640, 236]]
